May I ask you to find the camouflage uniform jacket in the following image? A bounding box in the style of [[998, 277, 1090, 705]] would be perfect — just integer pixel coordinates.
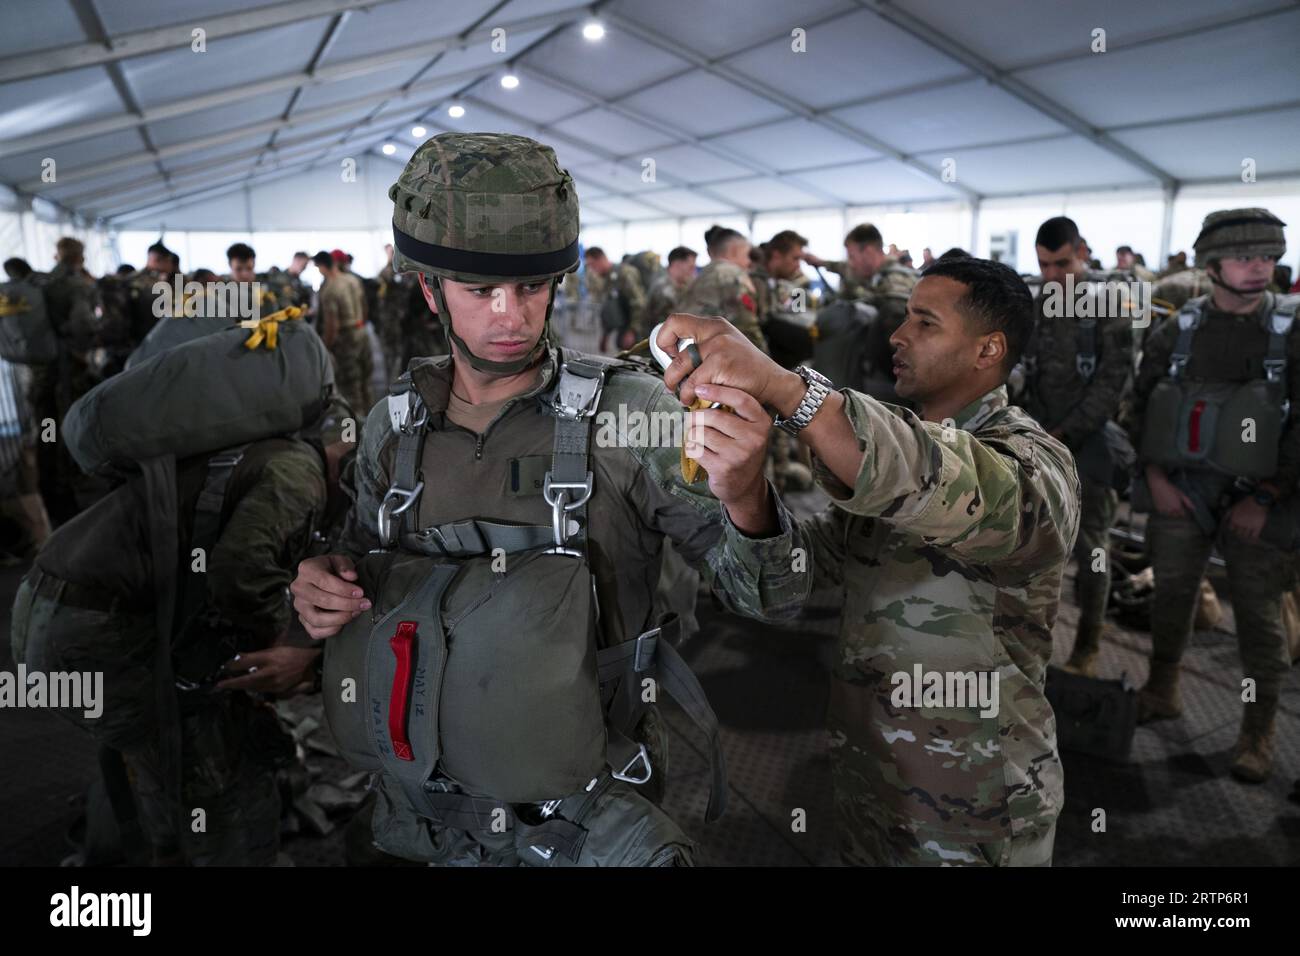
[[824, 255, 917, 309], [790, 385, 1079, 864], [614, 261, 648, 334], [636, 273, 686, 340], [1023, 274, 1135, 450], [339, 344, 809, 646], [676, 260, 767, 353]]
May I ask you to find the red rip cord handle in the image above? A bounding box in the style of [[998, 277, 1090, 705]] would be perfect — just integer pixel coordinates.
[[388, 621, 417, 761], [1188, 400, 1206, 454]]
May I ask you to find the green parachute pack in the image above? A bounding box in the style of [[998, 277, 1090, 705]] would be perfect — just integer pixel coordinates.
[[0, 276, 58, 364]]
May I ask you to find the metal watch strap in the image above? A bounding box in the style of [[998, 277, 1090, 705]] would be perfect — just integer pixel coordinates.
[[774, 365, 832, 436]]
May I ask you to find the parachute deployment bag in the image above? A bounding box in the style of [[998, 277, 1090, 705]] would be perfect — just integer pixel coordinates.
[[324, 352, 726, 863]]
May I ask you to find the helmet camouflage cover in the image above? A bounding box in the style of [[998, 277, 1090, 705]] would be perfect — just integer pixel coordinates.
[[389, 132, 580, 284], [1193, 207, 1286, 265]]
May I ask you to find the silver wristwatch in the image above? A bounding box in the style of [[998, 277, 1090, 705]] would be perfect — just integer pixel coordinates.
[[774, 365, 833, 436]]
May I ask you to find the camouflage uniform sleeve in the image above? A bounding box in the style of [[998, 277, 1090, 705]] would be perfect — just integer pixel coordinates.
[[813, 390, 1079, 564], [822, 260, 850, 279], [1127, 313, 1179, 449], [729, 273, 769, 355], [1054, 311, 1134, 445], [617, 376, 809, 622], [208, 448, 328, 642], [335, 399, 392, 560], [795, 505, 850, 593]]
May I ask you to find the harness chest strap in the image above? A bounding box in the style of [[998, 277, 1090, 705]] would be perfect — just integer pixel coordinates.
[[1168, 294, 1294, 417]]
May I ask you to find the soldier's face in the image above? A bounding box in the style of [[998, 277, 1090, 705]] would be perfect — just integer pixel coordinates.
[[846, 242, 883, 276], [1116, 250, 1134, 269], [768, 247, 802, 279], [1212, 255, 1274, 294], [423, 275, 551, 367], [667, 257, 696, 283], [890, 276, 1000, 401], [146, 252, 167, 272], [1036, 242, 1086, 286], [230, 257, 256, 282]]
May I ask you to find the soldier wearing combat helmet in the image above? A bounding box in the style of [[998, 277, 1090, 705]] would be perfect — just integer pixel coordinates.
[[1129, 207, 1299, 783], [289, 132, 808, 866]]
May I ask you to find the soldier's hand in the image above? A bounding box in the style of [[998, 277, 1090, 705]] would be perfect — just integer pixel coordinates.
[[685, 384, 777, 536], [216, 646, 320, 696], [658, 313, 788, 409], [802, 252, 825, 268], [1226, 497, 1267, 541], [291, 553, 371, 640], [1148, 470, 1193, 518]]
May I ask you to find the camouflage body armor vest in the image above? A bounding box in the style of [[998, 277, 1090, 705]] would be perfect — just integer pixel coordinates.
[[1142, 293, 1298, 479], [324, 351, 725, 863]]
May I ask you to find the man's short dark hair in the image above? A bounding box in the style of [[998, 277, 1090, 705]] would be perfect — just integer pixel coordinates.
[[169, 252, 180, 271], [115, 263, 136, 276], [584, 246, 605, 259], [226, 242, 255, 263], [292, 251, 309, 260], [937, 247, 969, 261], [844, 223, 883, 248], [1035, 216, 1080, 252], [768, 230, 808, 254], [667, 245, 696, 264], [4, 257, 33, 279], [192, 268, 219, 283], [147, 240, 171, 256], [704, 225, 744, 256], [1116, 245, 1134, 256], [920, 255, 1033, 371], [312, 251, 334, 269]]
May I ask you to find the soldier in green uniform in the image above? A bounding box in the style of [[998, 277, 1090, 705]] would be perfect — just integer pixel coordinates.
[[1020, 216, 1135, 675], [660, 255, 1080, 866], [375, 243, 408, 379], [805, 223, 918, 386], [1129, 208, 1299, 783], [261, 252, 311, 312], [225, 242, 280, 319], [677, 226, 766, 354], [289, 132, 808, 867], [312, 251, 372, 417], [635, 245, 697, 342]]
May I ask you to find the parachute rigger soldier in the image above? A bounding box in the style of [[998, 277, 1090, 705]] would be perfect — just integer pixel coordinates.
[[659, 255, 1080, 866], [1129, 207, 1299, 783], [290, 132, 809, 867], [1019, 216, 1135, 676]]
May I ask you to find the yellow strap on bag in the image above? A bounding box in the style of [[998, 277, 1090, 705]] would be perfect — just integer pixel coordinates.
[[240, 306, 303, 351], [0, 294, 30, 316]]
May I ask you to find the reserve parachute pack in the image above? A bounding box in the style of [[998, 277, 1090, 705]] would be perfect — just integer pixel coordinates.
[[0, 276, 58, 364], [1141, 292, 1298, 479], [324, 350, 726, 864], [64, 311, 331, 476]]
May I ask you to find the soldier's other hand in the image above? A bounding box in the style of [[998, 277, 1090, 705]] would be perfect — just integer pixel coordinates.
[[802, 252, 825, 268], [658, 313, 784, 409], [291, 553, 370, 640], [1148, 472, 1193, 518], [216, 646, 320, 696], [686, 384, 777, 536], [1226, 497, 1267, 541]]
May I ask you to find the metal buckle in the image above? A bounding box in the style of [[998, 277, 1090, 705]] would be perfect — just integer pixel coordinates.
[[377, 481, 425, 547], [551, 364, 604, 420], [611, 743, 653, 785], [400, 398, 428, 435], [1264, 358, 1285, 384], [530, 845, 555, 860], [1076, 357, 1096, 380], [539, 798, 562, 819], [542, 473, 592, 548], [633, 630, 658, 672], [207, 452, 244, 470]]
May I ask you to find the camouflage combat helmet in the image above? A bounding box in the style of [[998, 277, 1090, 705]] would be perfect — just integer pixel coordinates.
[[1193, 207, 1286, 265], [389, 132, 580, 374]]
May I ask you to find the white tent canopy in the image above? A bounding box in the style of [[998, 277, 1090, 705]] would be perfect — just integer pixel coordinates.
[[2, 0, 1299, 274]]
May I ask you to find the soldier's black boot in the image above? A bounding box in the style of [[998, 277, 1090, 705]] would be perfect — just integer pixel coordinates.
[[1137, 659, 1183, 722], [1229, 704, 1276, 784]]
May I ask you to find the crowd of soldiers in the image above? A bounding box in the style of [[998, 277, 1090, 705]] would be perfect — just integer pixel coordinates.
[[1, 127, 1297, 868]]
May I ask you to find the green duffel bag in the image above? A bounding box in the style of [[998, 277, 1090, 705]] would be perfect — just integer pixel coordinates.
[[0, 278, 58, 364], [125, 315, 233, 369], [64, 315, 334, 477]]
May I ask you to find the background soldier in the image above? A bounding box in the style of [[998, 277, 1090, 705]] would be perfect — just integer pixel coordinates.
[[1021, 215, 1134, 675], [677, 226, 766, 353], [225, 242, 280, 317], [1129, 207, 1298, 783], [635, 245, 696, 341], [313, 251, 372, 416], [804, 223, 917, 387]]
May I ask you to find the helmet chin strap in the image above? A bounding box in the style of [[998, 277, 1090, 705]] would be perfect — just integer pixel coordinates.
[[429, 275, 558, 376]]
